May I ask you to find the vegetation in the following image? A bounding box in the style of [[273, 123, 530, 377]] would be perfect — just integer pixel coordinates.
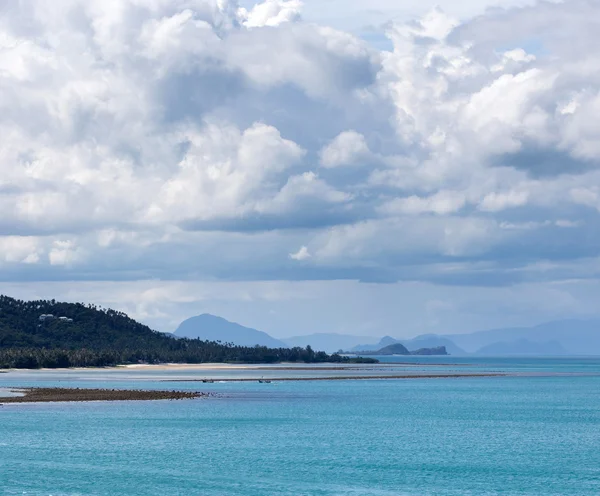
[[0, 295, 377, 369], [354, 343, 448, 356]]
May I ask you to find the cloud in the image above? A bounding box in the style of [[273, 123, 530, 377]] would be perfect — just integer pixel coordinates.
[[478, 190, 529, 212], [380, 191, 467, 216], [289, 245, 311, 260], [319, 131, 370, 168], [240, 0, 303, 28], [152, 121, 307, 225], [0, 237, 42, 265], [0, 0, 600, 298]]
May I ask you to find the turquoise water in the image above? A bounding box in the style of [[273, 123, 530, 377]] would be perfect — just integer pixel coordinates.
[[2, 358, 600, 495]]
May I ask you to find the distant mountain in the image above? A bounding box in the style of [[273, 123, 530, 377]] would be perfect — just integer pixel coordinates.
[[411, 346, 449, 356], [476, 339, 568, 356], [283, 333, 374, 353], [272, 318, 600, 357], [448, 320, 600, 355], [350, 336, 398, 353], [355, 343, 448, 356], [173, 314, 288, 348], [375, 343, 410, 355], [401, 335, 466, 356], [351, 335, 465, 355]]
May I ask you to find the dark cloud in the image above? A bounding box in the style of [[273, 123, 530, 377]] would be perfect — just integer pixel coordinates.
[[492, 144, 598, 178]]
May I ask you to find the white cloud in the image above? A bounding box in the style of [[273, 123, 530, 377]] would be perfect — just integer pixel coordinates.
[[478, 190, 529, 212], [153, 121, 307, 223], [0, 237, 42, 264], [240, 0, 303, 28], [555, 219, 582, 229], [289, 245, 311, 260], [380, 191, 466, 216], [48, 240, 84, 266], [320, 131, 370, 168], [0, 0, 599, 313], [265, 171, 350, 212], [491, 48, 536, 73]]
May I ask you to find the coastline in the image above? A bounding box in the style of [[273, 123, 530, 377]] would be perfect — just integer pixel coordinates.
[[1, 362, 386, 373], [0, 361, 468, 373], [0, 363, 268, 373]]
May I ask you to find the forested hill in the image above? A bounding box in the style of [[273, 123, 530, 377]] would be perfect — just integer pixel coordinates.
[[0, 296, 376, 369], [0, 295, 168, 350]]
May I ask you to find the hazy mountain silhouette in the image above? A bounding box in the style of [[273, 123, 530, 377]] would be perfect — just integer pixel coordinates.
[[448, 320, 600, 355], [371, 343, 410, 355], [476, 339, 567, 356], [401, 335, 466, 356], [351, 335, 466, 355], [350, 336, 399, 353], [174, 316, 600, 356], [353, 342, 448, 356], [173, 314, 288, 348]]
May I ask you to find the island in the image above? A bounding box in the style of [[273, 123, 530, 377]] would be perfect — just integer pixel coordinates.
[[0, 295, 378, 369], [352, 343, 449, 356]]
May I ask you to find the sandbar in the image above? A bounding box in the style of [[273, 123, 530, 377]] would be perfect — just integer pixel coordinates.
[[0, 387, 210, 403]]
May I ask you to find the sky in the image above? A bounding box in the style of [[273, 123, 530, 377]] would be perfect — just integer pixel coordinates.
[[1, 0, 600, 339]]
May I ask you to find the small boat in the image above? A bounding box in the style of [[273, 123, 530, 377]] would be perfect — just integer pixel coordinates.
[[258, 378, 272, 384], [201, 379, 214, 383]]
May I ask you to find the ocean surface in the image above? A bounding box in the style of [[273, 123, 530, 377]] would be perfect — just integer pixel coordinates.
[[2, 357, 600, 495]]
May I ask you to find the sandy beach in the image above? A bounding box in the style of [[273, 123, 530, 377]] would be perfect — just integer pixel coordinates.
[[1, 361, 471, 373], [1, 362, 413, 373], [0, 363, 267, 373], [122, 363, 267, 371]]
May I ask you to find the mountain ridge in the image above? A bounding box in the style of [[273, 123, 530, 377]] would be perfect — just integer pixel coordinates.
[[165, 314, 600, 357], [353, 343, 449, 356], [476, 339, 567, 356], [173, 314, 288, 348], [447, 319, 600, 354]]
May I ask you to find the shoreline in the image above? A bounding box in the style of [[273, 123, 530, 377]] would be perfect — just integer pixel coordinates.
[[0, 387, 210, 404], [0, 361, 473, 373], [1, 363, 265, 372]]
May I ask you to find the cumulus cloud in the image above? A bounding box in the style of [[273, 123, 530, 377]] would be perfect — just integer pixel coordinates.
[[380, 191, 467, 216], [1, 0, 600, 295], [289, 245, 311, 260], [240, 0, 303, 28], [320, 131, 370, 168], [478, 190, 529, 212], [0, 237, 42, 265]]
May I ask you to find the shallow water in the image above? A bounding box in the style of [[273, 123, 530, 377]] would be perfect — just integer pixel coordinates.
[[2, 357, 600, 495], [0, 388, 24, 398]]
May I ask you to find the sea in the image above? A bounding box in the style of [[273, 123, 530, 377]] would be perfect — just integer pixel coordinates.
[[1, 357, 600, 496]]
